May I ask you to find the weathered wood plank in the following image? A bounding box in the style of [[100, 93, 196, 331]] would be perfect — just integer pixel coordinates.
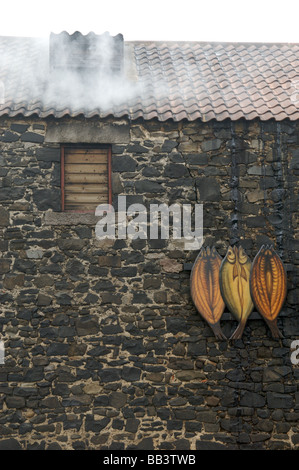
[[64, 148, 108, 155], [65, 173, 108, 184], [65, 154, 108, 164], [65, 184, 107, 193], [65, 193, 108, 203], [65, 163, 107, 174]]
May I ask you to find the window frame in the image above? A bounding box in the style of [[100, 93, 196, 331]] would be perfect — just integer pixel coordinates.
[[60, 143, 112, 213]]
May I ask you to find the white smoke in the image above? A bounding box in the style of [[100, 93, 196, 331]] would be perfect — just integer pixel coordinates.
[[0, 32, 142, 115]]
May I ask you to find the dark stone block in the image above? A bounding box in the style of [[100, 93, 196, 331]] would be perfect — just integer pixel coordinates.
[[36, 147, 60, 162], [260, 177, 278, 189], [134, 438, 154, 450], [21, 132, 44, 143], [19, 423, 33, 434], [196, 177, 220, 201], [46, 343, 69, 356], [33, 189, 61, 211], [291, 149, 299, 169], [37, 294, 52, 306], [201, 138, 222, 152], [102, 324, 122, 335], [85, 416, 110, 432], [112, 155, 137, 172], [0, 259, 11, 274], [13, 259, 36, 274], [196, 440, 227, 450], [84, 293, 99, 304], [111, 267, 137, 277], [65, 259, 85, 274], [0, 131, 19, 142], [0, 187, 25, 201], [246, 216, 266, 228], [122, 338, 146, 355], [0, 207, 9, 226], [58, 326, 76, 337], [132, 291, 151, 304], [55, 293, 72, 305], [174, 408, 196, 420], [125, 418, 139, 433], [186, 153, 208, 165], [142, 167, 161, 177], [173, 439, 190, 450], [143, 277, 161, 289], [187, 341, 207, 356], [75, 317, 99, 336], [98, 255, 121, 267], [5, 396, 25, 408], [58, 239, 85, 251], [142, 262, 160, 274], [88, 345, 110, 357], [93, 280, 115, 291], [240, 391, 266, 407], [109, 391, 127, 408], [98, 368, 121, 383], [10, 124, 29, 133], [161, 140, 177, 152], [72, 441, 85, 450], [40, 264, 62, 274], [164, 163, 188, 178], [40, 327, 57, 338], [74, 226, 92, 238], [267, 392, 293, 409], [53, 383, 69, 396], [166, 318, 188, 334], [127, 143, 148, 153], [27, 442, 46, 450], [122, 366, 141, 382], [135, 180, 163, 193], [0, 438, 22, 450], [101, 293, 122, 304], [112, 419, 124, 430], [185, 421, 203, 432], [95, 395, 109, 406]]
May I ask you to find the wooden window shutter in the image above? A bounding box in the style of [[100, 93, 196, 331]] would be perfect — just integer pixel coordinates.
[[61, 146, 112, 212]]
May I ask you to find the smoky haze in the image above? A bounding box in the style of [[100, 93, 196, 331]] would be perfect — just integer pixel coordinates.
[[0, 31, 143, 114]]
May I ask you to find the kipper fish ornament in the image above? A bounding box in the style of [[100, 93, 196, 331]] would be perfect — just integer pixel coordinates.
[[219, 245, 254, 340], [250, 245, 287, 339], [190, 246, 226, 340]]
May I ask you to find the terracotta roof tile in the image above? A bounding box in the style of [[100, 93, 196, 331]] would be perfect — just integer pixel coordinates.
[[0, 35, 298, 121]]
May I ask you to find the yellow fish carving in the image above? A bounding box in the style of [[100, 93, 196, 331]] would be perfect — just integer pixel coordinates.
[[250, 245, 287, 339], [190, 246, 226, 340], [220, 245, 254, 340]]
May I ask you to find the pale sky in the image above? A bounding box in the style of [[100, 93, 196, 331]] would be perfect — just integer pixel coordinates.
[[1, 0, 299, 43]]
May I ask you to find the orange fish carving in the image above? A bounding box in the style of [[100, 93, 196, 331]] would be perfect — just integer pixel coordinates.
[[250, 245, 287, 339], [190, 246, 226, 340], [219, 246, 254, 340]]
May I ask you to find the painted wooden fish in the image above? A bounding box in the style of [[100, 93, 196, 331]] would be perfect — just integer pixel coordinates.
[[190, 246, 226, 340], [250, 245, 287, 339], [219, 245, 254, 340]]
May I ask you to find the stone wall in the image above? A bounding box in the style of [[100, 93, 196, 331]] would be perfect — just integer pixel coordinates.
[[0, 116, 298, 450]]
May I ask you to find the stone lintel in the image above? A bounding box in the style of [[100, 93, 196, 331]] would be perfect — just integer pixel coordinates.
[[45, 121, 130, 144], [44, 211, 100, 226]]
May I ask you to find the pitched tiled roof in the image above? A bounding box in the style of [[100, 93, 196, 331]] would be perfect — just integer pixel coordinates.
[[0, 34, 298, 122]]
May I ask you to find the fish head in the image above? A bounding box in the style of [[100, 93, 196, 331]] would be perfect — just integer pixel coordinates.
[[226, 245, 236, 264], [238, 245, 249, 265]]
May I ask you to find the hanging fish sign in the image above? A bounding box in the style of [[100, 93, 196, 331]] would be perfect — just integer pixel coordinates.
[[250, 245, 287, 339], [190, 246, 226, 340], [219, 245, 254, 340]]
